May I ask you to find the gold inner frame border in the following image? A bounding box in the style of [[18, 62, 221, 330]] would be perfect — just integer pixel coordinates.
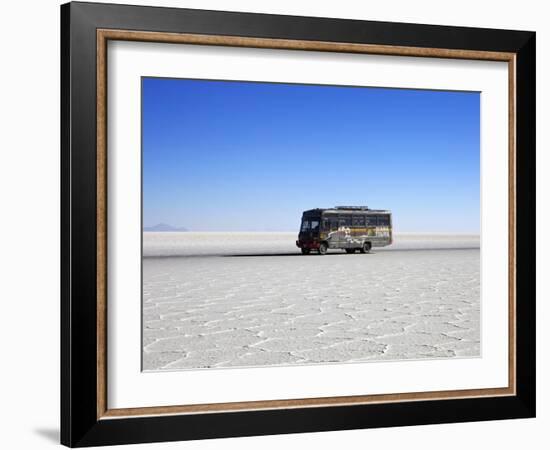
[[96, 28, 517, 420]]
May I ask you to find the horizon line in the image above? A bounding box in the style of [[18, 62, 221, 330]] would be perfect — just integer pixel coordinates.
[[142, 230, 481, 235]]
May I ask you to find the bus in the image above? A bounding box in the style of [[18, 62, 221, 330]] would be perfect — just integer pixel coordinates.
[[296, 206, 392, 255]]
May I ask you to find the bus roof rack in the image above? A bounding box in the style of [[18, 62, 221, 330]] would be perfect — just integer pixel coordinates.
[[334, 206, 369, 210]]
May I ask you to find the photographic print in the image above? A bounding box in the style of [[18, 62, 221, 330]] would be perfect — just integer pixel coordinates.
[[62, 4, 536, 445], [141, 78, 481, 371]]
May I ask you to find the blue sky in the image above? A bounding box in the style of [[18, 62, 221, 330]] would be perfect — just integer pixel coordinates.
[[142, 77, 479, 232]]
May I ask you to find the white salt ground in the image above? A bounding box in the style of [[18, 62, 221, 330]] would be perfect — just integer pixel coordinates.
[[143, 231, 479, 257], [142, 233, 480, 371]]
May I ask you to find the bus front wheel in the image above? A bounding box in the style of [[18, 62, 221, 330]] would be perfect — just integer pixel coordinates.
[[318, 243, 328, 255], [360, 242, 372, 254]]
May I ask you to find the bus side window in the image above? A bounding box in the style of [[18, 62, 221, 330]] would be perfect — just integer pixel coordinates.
[[352, 215, 364, 227], [339, 215, 351, 228], [322, 218, 329, 231], [365, 216, 376, 226], [378, 215, 389, 226]]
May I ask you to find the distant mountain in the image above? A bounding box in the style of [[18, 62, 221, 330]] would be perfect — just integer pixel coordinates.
[[143, 223, 188, 232]]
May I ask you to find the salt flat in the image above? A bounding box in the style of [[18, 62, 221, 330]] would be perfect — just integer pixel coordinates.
[[143, 231, 479, 257], [142, 233, 480, 371]]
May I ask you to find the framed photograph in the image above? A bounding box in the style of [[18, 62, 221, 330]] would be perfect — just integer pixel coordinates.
[[61, 2, 536, 447]]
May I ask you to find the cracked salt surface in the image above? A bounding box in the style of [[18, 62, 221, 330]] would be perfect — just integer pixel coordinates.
[[142, 232, 480, 371]]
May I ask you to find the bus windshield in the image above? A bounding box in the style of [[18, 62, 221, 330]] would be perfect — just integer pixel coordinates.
[[301, 218, 320, 232]]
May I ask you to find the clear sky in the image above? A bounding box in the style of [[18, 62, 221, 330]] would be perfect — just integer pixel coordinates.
[[142, 77, 480, 232]]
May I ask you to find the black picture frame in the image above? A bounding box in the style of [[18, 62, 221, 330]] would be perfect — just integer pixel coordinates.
[[61, 1, 535, 447]]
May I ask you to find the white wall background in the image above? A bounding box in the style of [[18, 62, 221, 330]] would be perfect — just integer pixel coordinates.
[[0, 1, 546, 449]]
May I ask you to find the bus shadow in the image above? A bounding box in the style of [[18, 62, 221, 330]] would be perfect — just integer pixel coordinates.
[[223, 252, 361, 258]]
